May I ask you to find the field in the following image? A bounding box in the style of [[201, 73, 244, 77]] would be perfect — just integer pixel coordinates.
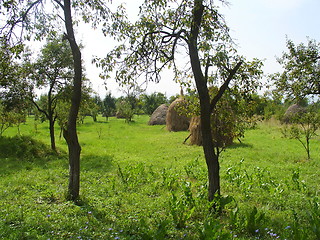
[[0, 115, 319, 239]]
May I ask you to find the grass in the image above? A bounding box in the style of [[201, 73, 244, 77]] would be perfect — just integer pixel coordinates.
[[0, 115, 319, 239]]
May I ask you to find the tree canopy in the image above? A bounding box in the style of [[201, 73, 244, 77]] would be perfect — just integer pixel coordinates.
[[272, 38, 320, 100]]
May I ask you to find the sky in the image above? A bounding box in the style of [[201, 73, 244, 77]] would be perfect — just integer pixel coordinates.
[[78, 0, 320, 98]]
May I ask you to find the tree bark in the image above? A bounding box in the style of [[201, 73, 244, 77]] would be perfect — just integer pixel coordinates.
[[63, 0, 82, 201], [48, 85, 56, 152]]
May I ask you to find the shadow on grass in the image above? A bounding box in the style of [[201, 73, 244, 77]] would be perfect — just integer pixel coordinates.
[[81, 120, 109, 127], [0, 135, 63, 159], [81, 154, 114, 173], [0, 135, 66, 175], [228, 142, 253, 149]]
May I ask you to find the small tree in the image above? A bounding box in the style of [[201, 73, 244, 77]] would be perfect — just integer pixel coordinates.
[[116, 97, 135, 123], [27, 36, 74, 151], [282, 109, 320, 159], [102, 92, 116, 121]]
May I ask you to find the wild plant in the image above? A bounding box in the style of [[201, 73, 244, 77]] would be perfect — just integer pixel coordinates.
[[184, 157, 206, 181], [196, 216, 232, 240], [96, 126, 103, 139], [290, 168, 307, 192], [289, 210, 309, 240], [168, 181, 195, 229], [307, 197, 320, 239], [245, 206, 265, 235], [161, 168, 179, 191]]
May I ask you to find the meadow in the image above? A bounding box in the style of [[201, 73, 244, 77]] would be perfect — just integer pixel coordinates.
[[0, 115, 319, 239]]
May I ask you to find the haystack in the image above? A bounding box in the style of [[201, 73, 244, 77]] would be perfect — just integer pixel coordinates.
[[283, 104, 306, 123], [166, 98, 190, 132], [188, 116, 202, 145], [148, 104, 168, 125], [188, 116, 234, 147]]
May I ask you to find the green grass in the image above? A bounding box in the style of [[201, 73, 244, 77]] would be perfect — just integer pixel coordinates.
[[0, 115, 319, 239]]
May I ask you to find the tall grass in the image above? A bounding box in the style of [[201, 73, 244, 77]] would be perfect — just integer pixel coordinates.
[[0, 115, 319, 239]]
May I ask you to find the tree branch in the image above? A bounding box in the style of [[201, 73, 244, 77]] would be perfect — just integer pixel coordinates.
[[53, 0, 64, 9], [209, 61, 242, 112]]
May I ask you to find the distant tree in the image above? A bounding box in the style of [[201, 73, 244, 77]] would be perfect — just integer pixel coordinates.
[[102, 92, 116, 120], [168, 94, 181, 104], [272, 38, 320, 100], [79, 92, 101, 122], [140, 92, 168, 115], [116, 97, 135, 123], [116, 82, 144, 122], [261, 91, 284, 120], [92, 94, 103, 114]]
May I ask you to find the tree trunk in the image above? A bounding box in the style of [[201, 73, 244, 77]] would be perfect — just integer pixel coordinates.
[[49, 118, 56, 151], [188, 0, 220, 201], [63, 0, 82, 201]]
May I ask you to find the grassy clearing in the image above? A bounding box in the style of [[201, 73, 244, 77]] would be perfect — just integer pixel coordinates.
[[0, 115, 319, 239]]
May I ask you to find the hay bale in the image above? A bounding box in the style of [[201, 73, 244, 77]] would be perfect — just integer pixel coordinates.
[[189, 116, 202, 145], [188, 115, 234, 147], [166, 98, 190, 132], [148, 104, 168, 125], [283, 104, 306, 123]]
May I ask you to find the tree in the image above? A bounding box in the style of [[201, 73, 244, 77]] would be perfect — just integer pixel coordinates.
[[97, 0, 262, 202], [28, 36, 73, 151], [116, 81, 144, 122], [140, 92, 168, 115], [1, 0, 114, 201], [116, 97, 135, 122], [102, 92, 116, 120], [272, 38, 320, 100], [282, 107, 320, 160]]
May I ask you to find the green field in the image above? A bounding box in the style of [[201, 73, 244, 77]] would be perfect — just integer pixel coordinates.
[[0, 115, 319, 239]]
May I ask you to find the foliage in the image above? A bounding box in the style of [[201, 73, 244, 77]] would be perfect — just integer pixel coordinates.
[[0, 101, 26, 136], [102, 92, 117, 120], [140, 92, 168, 115], [116, 98, 135, 123], [272, 37, 320, 100], [79, 93, 102, 122], [184, 86, 261, 151]]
